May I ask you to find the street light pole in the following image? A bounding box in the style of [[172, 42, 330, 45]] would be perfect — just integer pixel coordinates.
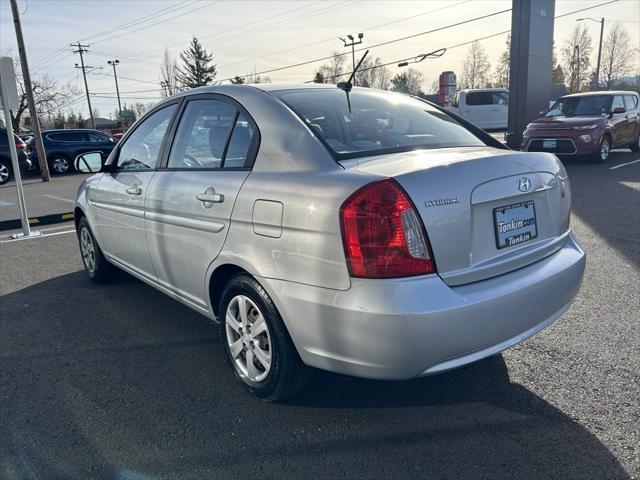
[[107, 60, 122, 120], [340, 33, 364, 85], [577, 17, 605, 89]]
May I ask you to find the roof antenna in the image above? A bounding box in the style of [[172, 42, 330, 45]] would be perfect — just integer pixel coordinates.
[[337, 49, 369, 113]]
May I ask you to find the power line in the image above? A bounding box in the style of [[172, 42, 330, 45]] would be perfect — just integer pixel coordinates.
[[128, 0, 326, 58], [78, 0, 199, 42], [91, 1, 222, 45], [71, 42, 95, 128], [218, 0, 470, 71], [220, 8, 512, 82], [321, 0, 622, 82]]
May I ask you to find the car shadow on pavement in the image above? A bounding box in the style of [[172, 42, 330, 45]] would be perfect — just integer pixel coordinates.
[[0, 271, 631, 479], [563, 153, 640, 269]]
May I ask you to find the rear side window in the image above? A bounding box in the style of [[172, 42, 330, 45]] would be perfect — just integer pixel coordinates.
[[611, 96, 625, 111], [224, 114, 256, 168], [167, 99, 255, 169], [624, 95, 638, 111], [168, 99, 235, 169], [466, 92, 493, 106], [117, 104, 177, 170], [47, 132, 88, 142], [88, 131, 113, 143]]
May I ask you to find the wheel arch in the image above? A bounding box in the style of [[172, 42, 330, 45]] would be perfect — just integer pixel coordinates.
[[208, 263, 251, 317]]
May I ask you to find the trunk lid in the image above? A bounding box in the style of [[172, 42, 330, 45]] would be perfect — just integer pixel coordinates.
[[341, 147, 571, 286]]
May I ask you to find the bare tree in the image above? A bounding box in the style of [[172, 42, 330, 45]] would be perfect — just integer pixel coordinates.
[[600, 24, 635, 89], [10, 74, 80, 131], [494, 35, 510, 88], [132, 102, 156, 118], [562, 25, 593, 93], [355, 56, 391, 90], [459, 41, 491, 89], [315, 52, 348, 83], [159, 49, 179, 97], [552, 42, 565, 85]]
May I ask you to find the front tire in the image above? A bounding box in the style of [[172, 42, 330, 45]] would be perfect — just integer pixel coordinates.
[[593, 135, 611, 162], [0, 159, 12, 185], [49, 154, 71, 175], [219, 274, 310, 401], [77, 217, 118, 282]]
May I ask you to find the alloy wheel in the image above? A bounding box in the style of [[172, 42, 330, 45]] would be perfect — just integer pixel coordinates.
[[79, 227, 96, 273], [0, 163, 9, 184], [600, 138, 610, 161], [225, 294, 272, 383], [52, 157, 69, 174]]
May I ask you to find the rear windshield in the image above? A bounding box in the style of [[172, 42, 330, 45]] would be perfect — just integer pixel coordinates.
[[273, 88, 484, 160], [546, 95, 611, 117]]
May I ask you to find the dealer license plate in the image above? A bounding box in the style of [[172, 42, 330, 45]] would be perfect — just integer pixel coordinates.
[[493, 200, 538, 249]]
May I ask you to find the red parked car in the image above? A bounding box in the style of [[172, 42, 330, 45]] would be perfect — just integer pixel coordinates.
[[522, 91, 640, 162]]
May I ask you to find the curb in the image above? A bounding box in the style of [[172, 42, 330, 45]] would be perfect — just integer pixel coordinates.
[[0, 212, 74, 231]]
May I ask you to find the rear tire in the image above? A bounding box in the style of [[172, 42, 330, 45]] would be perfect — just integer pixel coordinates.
[[592, 135, 611, 162], [630, 132, 640, 152], [0, 159, 12, 185], [77, 217, 119, 282], [219, 274, 311, 401]]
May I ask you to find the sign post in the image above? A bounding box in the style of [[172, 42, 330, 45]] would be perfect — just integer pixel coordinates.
[[0, 56, 40, 238]]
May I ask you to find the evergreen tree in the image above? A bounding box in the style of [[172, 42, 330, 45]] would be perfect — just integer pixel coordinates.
[[53, 111, 65, 129], [176, 36, 217, 88]]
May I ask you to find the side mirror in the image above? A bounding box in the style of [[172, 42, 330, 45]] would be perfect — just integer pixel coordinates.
[[74, 152, 103, 173], [612, 106, 626, 114]]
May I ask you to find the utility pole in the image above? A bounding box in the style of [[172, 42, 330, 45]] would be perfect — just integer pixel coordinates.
[[9, 0, 50, 181], [574, 45, 580, 92], [340, 33, 363, 85], [107, 59, 122, 120], [72, 42, 95, 128], [577, 18, 605, 89]]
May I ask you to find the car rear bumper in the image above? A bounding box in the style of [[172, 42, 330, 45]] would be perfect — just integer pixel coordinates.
[[259, 232, 586, 380]]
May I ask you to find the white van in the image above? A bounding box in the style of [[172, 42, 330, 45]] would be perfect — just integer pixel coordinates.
[[446, 88, 509, 130]]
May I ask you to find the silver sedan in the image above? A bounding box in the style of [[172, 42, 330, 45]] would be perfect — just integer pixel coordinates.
[[73, 84, 586, 401]]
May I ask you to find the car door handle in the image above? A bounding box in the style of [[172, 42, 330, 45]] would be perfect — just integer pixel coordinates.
[[196, 187, 224, 204], [126, 185, 142, 195]]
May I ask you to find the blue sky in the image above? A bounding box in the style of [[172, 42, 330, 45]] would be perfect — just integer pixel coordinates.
[[1, 0, 638, 118]]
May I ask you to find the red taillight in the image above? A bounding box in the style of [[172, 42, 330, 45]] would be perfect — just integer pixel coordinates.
[[16, 142, 25, 149], [340, 178, 435, 278]]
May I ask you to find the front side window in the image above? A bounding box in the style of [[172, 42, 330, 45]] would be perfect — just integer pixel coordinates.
[[546, 95, 611, 117], [274, 88, 484, 160], [168, 99, 235, 169], [117, 104, 176, 170], [492, 91, 509, 105]]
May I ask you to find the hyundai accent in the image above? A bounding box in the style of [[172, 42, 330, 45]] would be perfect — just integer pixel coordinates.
[[73, 84, 586, 400]]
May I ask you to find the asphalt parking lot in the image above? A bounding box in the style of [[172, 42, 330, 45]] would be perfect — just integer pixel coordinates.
[[0, 151, 638, 479]]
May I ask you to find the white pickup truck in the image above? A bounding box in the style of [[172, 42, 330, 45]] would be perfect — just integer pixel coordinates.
[[446, 88, 509, 130]]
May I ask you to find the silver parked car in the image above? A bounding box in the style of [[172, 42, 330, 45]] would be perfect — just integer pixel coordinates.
[[73, 84, 586, 400]]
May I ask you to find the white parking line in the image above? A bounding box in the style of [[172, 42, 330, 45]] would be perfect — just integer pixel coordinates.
[[609, 159, 640, 170], [0, 229, 75, 243], [44, 194, 75, 204]]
